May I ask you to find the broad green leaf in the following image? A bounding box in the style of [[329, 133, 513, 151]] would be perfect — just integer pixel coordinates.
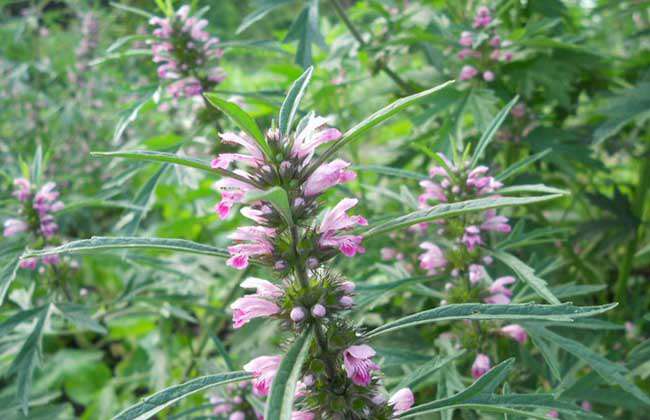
[[496, 149, 551, 181], [22, 237, 230, 260], [8, 304, 52, 415], [306, 81, 455, 177], [55, 304, 107, 335], [364, 303, 616, 339], [245, 186, 293, 226], [469, 96, 519, 169], [237, 0, 294, 34], [112, 371, 252, 420], [491, 250, 560, 304], [0, 256, 21, 306], [203, 94, 271, 158], [400, 358, 515, 418], [363, 193, 564, 239], [279, 66, 313, 135], [525, 324, 650, 405], [264, 328, 314, 420]]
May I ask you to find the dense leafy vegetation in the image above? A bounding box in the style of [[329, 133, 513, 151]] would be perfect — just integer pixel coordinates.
[[1, 1, 649, 419]]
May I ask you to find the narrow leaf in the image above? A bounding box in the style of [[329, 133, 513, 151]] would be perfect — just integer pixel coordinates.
[[491, 251, 560, 304], [496, 149, 551, 182], [469, 96, 519, 168], [279, 66, 313, 135], [0, 256, 20, 306], [112, 372, 252, 420]]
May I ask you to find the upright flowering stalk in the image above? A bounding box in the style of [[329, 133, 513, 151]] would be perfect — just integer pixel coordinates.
[[149, 5, 225, 105], [3, 177, 64, 271], [455, 6, 515, 83], [208, 73, 414, 417]]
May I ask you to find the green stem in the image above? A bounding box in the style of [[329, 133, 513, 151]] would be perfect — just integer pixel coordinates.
[[328, 0, 414, 94], [615, 153, 650, 305]]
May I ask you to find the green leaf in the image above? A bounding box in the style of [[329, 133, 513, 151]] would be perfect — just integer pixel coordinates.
[[353, 165, 428, 180], [203, 94, 271, 158], [394, 351, 466, 392], [264, 328, 314, 420], [495, 149, 551, 182], [244, 186, 293, 226], [21, 237, 230, 260], [237, 0, 294, 34], [525, 324, 650, 405], [491, 250, 560, 305], [469, 96, 519, 169], [208, 332, 235, 371], [8, 304, 52, 415], [362, 193, 564, 239], [57, 199, 146, 214], [91, 150, 213, 172], [109, 2, 154, 18], [593, 82, 650, 145], [0, 307, 43, 336], [279, 66, 313, 135], [119, 165, 168, 235], [32, 145, 43, 185], [282, 0, 324, 68], [0, 256, 20, 306], [400, 358, 515, 418], [364, 303, 616, 339], [112, 371, 253, 420], [310, 81, 454, 173], [55, 304, 107, 335]]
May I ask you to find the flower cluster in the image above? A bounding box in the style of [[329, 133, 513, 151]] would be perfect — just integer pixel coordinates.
[[212, 114, 366, 270], [456, 6, 514, 83], [3, 178, 64, 270], [149, 5, 225, 103], [216, 110, 414, 417]]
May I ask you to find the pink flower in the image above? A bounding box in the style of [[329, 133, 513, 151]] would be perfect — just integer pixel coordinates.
[[459, 31, 473, 47], [511, 103, 526, 118], [489, 35, 501, 47], [490, 49, 501, 61], [318, 198, 367, 257], [243, 355, 282, 396], [418, 180, 447, 205], [418, 242, 447, 274], [473, 6, 492, 28], [481, 210, 511, 233], [304, 159, 356, 196], [290, 307, 305, 322], [471, 353, 491, 379], [227, 226, 276, 269], [340, 296, 354, 308], [548, 409, 559, 418], [483, 71, 495, 82], [380, 247, 398, 260], [240, 277, 284, 298], [231, 296, 280, 328], [458, 48, 475, 60], [229, 412, 245, 420], [343, 344, 380, 386], [485, 276, 516, 304], [219, 132, 266, 163], [581, 401, 592, 411], [213, 175, 257, 219], [501, 324, 528, 344], [3, 219, 28, 237], [311, 304, 326, 318], [13, 178, 31, 201], [389, 388, 415, 415], [19, 258, 38, 270], [42, 254, 61, 266], [469, 264, 485, 284], [290, 115, 342, 161], [460, 65, 478, 81], [462, 225, 483, 251], [291, 411, 315, 420], [502, 51, 513, 62]]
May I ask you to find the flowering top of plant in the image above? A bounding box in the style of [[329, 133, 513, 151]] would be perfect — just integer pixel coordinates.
[[3, 177, 64, 270], [455, 6, 514, 83], [211, 113, 366, 271], [149, 5, 225, 102]]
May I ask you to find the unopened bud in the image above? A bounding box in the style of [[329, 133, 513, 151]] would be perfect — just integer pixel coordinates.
[[290, 307, 306, 322], [311, 304, 326, 318]]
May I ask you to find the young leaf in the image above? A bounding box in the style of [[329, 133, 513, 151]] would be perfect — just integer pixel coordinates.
[[21, 237, 230, 260], [0, 256, 20, 306], [112, 372, 253, 420], [469, 96, 519, 169], [496, 149, 551, 182], [244, 186, 293, 226], [362, 193, 564, 239], [491, 250, 560, 305], [364, 303, 617, 339], [264, 328, 314, 420], [203, 94, 272, 159], [279, 66, 313, 135]]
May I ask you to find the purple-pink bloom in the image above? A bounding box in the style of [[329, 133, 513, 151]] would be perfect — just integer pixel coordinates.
[[213, 176, 257, 219], [459, 31, 473, 47], [243, 355, 282, 397], [343, 344, 380, 386], [485, 276, 516, 304], [19, 258, 38, 270], [418, 242, 447, 274], [290, 307, 306, 322], [460, 65, 479, 81], [13, 178, 31, 202], [483, 71, 495, 82], [471, 353, 491, 379], [389, 388, 415, 415], [501, 324, 528, 344], [231, 296, 280, 328], [290, 114, 342, 161], [291, 411, 315, 420], [469, 264, 485, 284], [227, 226, 276, 269], [240, 277, 284, 298], [418, 180, 447, 206], [318, 198, 367, 257], [481, 210, 511, 233], [3, 219, 28, 237], [462, 225, 483, 251], [581, 401, 592, 411], [473, 6, 492, 28], [311, 304, 327, 318], [489, 35, 501, 47], [548, 409, 559, 418], [304, 159, 356, 196]]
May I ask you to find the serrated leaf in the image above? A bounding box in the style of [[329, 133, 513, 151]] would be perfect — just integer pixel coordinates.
[[469, 96, 519, 168], [264, 328, 313, 420], [491, 250, 560, 304], [112, 371, 252, 420], [244, 186, 293, 226], [21, 237, 230, 260], [362, 193, 564, 239], [279, 66, 313, 135], [203, 94, 271, 158], [364, 303, 616, 339]]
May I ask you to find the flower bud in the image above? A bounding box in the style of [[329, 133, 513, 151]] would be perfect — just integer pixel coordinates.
[[311, 304, 326, 318], [290, 307, 306, 322], [340, 296, 354, 308], [307, 257, 319, 269], [274, 260, 287, 271], [340, 281, 355, 293]]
